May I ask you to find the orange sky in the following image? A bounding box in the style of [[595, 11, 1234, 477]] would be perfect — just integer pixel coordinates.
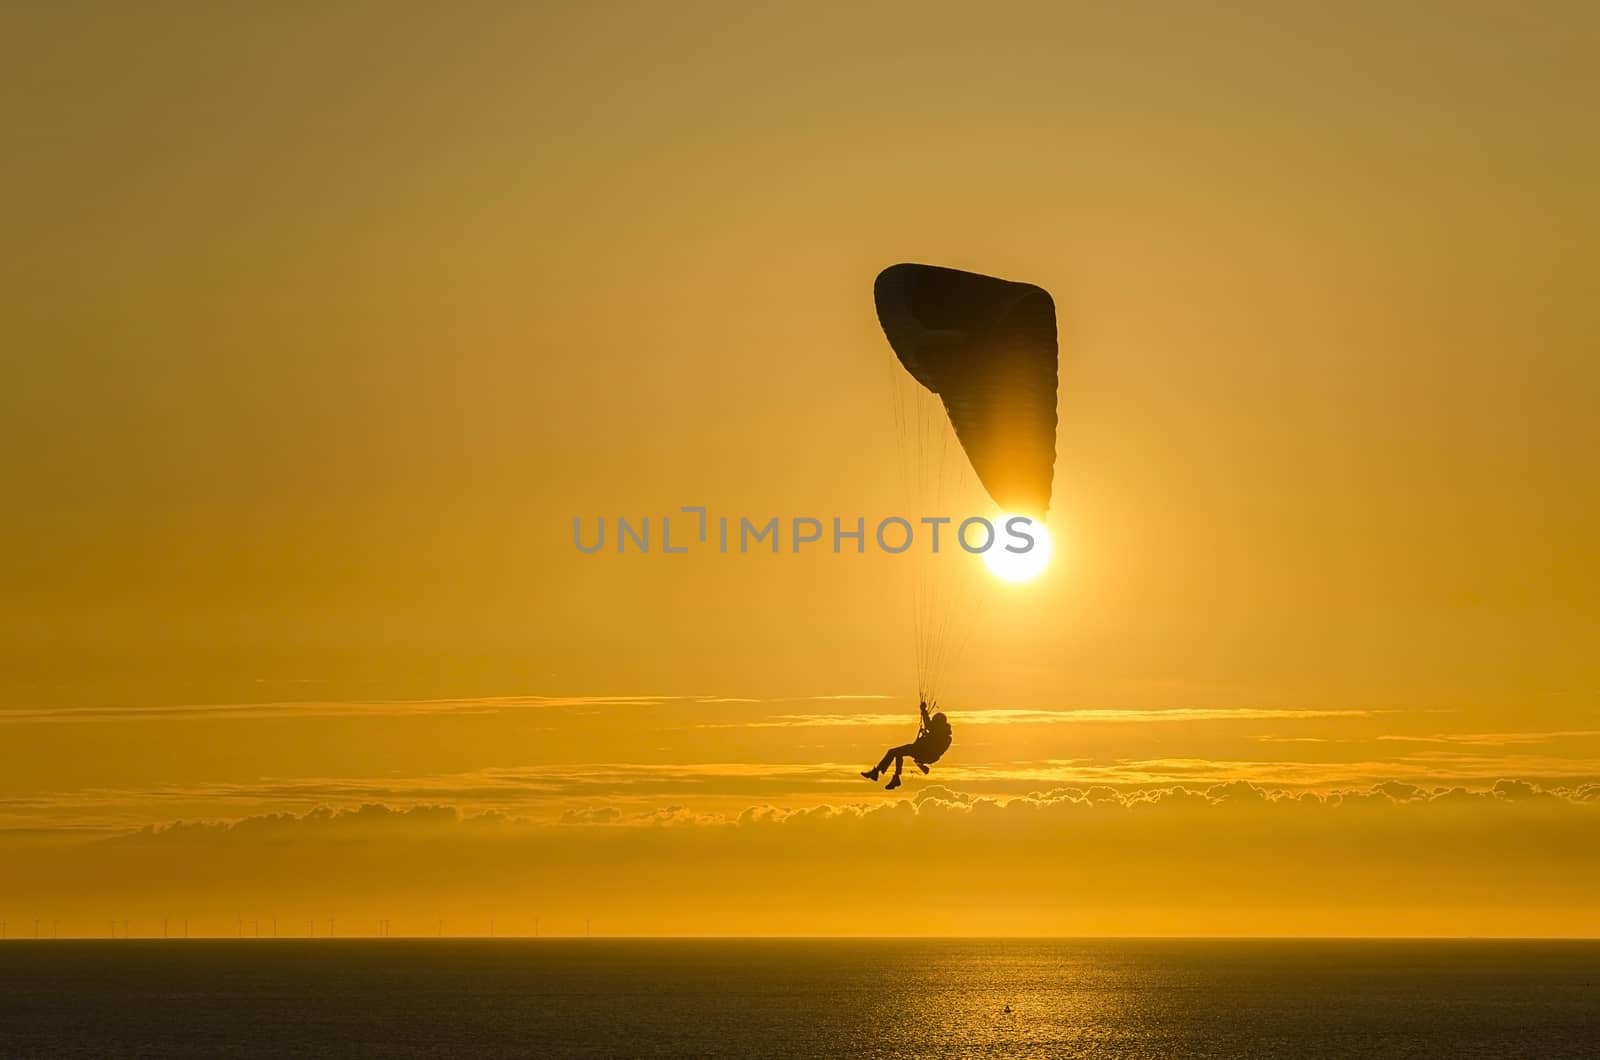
[[2, 2, 1597, 937]]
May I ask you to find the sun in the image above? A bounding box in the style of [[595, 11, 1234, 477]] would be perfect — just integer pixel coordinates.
[[982, 515, 1054, 582]]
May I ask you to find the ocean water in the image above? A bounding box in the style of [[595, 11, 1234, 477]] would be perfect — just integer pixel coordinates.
[[0, 939, 1594, 1058]]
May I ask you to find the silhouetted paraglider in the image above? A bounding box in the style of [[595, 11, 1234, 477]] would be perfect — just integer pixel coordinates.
[[861, 700, 954, 789], [866, 262, 1058, 788]]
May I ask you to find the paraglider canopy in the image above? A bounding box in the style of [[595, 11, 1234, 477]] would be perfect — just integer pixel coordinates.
[[874, 263, 1058, 516]]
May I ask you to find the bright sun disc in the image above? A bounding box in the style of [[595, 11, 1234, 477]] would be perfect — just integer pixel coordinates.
[[982, 515, 1053, 582]]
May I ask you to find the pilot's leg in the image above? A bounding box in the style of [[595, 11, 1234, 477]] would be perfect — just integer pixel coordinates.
[[876, 743, 914, 775]]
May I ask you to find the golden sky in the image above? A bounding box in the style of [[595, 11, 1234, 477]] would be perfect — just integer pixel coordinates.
[[2, 2, 1597, 937]]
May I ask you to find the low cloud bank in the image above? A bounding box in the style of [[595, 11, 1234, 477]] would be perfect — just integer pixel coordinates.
[[100, 776, 1600, 843], [5, 779, 1593, 937]]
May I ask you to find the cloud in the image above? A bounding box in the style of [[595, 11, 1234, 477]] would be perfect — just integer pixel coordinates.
[[0, 693, 890, 725], [559, 806, 623, 825], [701, 707, 1372, 729], [11, 747, 1600, 835], [1378, 731, 1600, 747], [34, 777, 1600, 844], [6, 780, 1597, 937], [1371, 781, 1428, 802]]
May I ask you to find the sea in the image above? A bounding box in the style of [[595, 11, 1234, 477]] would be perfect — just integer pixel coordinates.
[[0, 939, 1594, 1058]]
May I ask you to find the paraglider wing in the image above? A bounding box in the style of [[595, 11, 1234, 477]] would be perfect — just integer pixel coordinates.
[[873, 263, 1058, 516]]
